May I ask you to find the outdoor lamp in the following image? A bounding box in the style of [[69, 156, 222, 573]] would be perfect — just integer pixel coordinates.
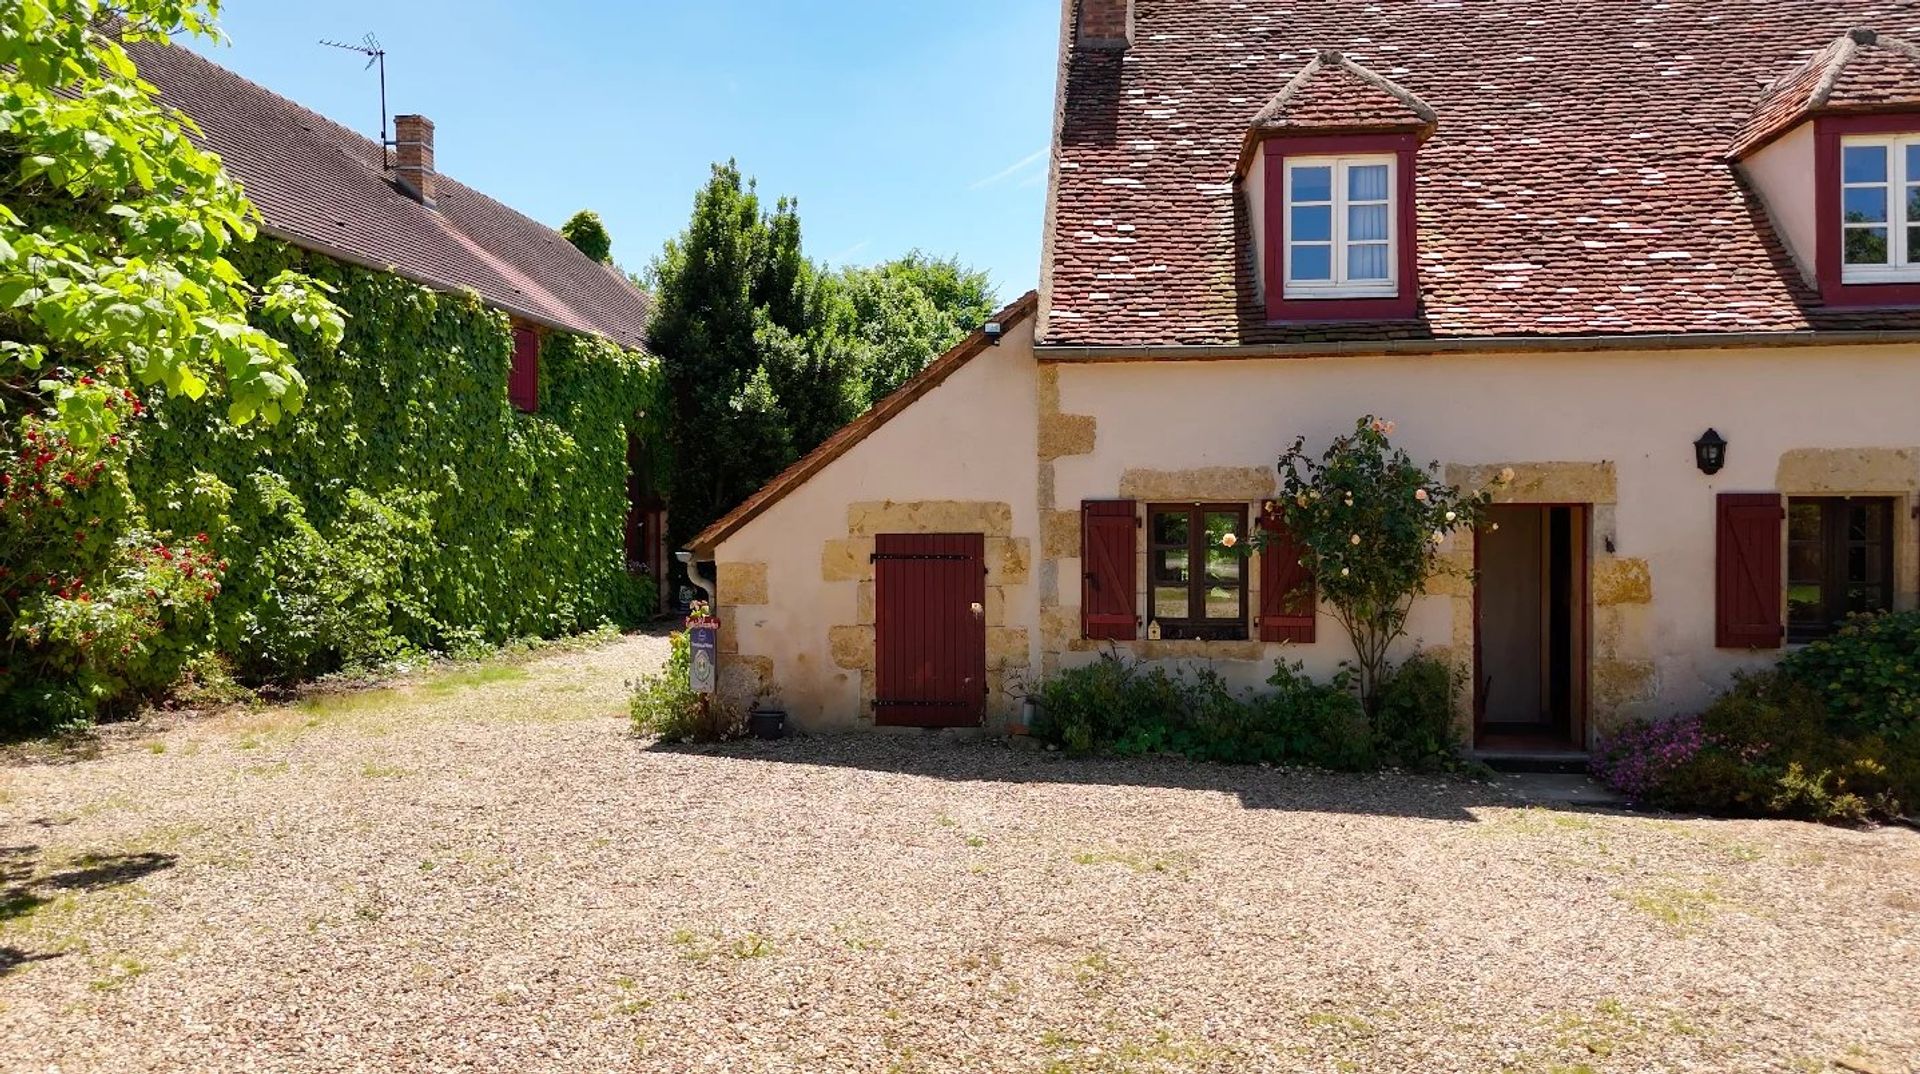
[[1694, 428, 1726, 475]]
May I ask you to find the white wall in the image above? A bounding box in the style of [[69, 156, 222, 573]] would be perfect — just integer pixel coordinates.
[[713, 318, 1041, 728], [1743, 123, 1818, 286], [1050, 343, 1920, 719]]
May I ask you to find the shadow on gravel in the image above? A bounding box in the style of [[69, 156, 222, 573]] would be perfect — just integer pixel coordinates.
[[645, 736, 1541, 823], [0, 845, 177, 978]]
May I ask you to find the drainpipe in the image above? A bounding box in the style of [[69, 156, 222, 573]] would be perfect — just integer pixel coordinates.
[[676, 551, 715, 605]]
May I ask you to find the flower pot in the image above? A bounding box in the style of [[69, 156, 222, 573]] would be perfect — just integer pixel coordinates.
[[749, 709, 787, 741]]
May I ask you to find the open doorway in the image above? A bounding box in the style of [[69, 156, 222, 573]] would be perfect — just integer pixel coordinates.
[[1474, 504, 1588, 752]]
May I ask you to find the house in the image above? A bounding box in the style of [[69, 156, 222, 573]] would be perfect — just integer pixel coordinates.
[[128, 39, 672, 601], [687, 0, 1920, 753]]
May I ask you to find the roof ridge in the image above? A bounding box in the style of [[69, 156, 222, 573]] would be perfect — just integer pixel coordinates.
[[1808, 27, 1920, 109], [1251, 49, 1437, 128]]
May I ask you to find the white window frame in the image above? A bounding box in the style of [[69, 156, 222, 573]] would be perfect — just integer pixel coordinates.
[[1839, 133, 1920, 284], [1282, 153, 1398, 300]]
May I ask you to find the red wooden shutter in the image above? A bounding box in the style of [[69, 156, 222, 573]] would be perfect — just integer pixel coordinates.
[[1081, 500, 1136, 640], [1716, 492, 1784, 649], [509, 326, 540, 413], [1259, 513, 1316, 643]]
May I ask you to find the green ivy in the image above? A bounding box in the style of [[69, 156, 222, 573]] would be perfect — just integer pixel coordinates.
[[129, 240, 662, 682]]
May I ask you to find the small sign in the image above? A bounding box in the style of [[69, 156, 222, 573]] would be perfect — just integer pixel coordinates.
[[687, 616, 718, 696]]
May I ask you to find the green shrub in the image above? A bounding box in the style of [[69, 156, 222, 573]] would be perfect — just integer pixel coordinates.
[[1780, 610, 1920, 740], [1370, 653, 1464, 768], [1593, 671, 1918, 823], [1029, 653, 1456, 771], [630, 633, 738, 743]]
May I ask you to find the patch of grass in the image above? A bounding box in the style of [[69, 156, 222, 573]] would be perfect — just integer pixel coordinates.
[[964, 835, 987, 848], [934, 814, 958, 828], [359, 761, 411, 780], [1070, 849, 1182, 874], [1037, 1027, 1236, 1073], [144, 741, 166, 755], [1551, 998, 1649, 1060], [88, 954, 149, 992], [423, 665, 530, 694], [729, 933, 776, 959], [1306, 1011, 1374, 1036], [1616, 881, 1723, 930], [0, 890, 51, 925]]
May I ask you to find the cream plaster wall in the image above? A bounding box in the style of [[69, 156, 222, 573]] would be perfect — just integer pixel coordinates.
[[1743, 123, 1818, 287], [1048, 344, 1920, 733], [711, 318, 1042, 730]]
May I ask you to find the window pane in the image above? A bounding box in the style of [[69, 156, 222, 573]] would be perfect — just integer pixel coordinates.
[[1348, 203, 1389, 242], [1152, 511, 1187, 546], [1154, 586, 1188, 621], [1152, 548, 1188, 584], [1911, 226, 1920, 263], [1909, 144, 1920, 181], [1787, 582, 1824, 627], [1909, 185, 1920, 220], [1291, 204, 1332, 242], [1844, 144, 1888, 183], [1291, 244, 1332, 281], [1205, 585, 1241, 620], [1348, 163, 1389, 201], [1846, 227, 1889, 265], [1205, 545, 1239, 585], [1202, 512, 1238, 543], [1291, 165, 1332, 202], [1788, 501, 1823, 542], [1848, 501, 1885, 542], [1844, 185, 1888, 223], [1348, 244, 1390, 281]]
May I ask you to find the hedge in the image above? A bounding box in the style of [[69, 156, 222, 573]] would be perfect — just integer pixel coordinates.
[[128, 240, 662, 682]]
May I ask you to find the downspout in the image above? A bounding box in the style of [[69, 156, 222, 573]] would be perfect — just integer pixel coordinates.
[[676, 550, 715, 604]]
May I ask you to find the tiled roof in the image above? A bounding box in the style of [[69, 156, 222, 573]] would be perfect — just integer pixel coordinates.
[[1250, 51, 1435, 136], [128, 39, 652, 350], [687, 292, 1038, 555], [1730, 29, 1920, 158], [1044, 0, 1920, 348]]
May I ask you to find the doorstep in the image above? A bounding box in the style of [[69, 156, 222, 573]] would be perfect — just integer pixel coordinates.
[[1471, 749, 1590, 774]]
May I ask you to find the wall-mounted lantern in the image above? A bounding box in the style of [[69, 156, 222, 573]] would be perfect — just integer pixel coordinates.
[[1693, 428, 1727, 475]]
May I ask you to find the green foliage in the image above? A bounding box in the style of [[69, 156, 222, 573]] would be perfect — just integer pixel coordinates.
[[1779, 610, 1920, 740], [1029, 653, 1460, 770], [1, 0, 342, 443], [1593, 672, 1918, 823], [629, 631, 737, 742], [649, 163, 996, 544], [1261, 416, 1496, 715], [131, 240, 661, 683], [560, 209, 613, 264], [838, 252, 995, 400]]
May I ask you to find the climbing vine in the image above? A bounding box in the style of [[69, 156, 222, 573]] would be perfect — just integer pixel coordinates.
[[130, 240, 662, 684]]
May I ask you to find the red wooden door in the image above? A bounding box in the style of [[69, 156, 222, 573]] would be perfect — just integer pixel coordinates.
[[874, 533, 987, 728]]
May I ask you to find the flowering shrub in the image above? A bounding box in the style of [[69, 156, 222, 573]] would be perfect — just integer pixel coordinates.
[[1592, 673, 1918, 823], [1, 412, 225, 729], [1258, 416, 1498, 715], [629, 630, 738, 743]]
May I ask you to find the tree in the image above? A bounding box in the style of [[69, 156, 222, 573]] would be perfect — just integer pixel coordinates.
[[560, 209, 613, 264], [1257, 417, 1502, 717], [1, 1, 342, 725], [839, 253, 995, 400]]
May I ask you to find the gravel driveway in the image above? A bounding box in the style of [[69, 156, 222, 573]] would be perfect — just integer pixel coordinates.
[[3, 631, 1917, 1073]]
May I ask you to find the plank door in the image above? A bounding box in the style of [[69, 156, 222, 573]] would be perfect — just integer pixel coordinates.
[[874, 533, 987, 728]]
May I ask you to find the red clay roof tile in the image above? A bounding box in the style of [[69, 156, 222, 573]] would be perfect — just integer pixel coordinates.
[[1045, 1, 1920, 348]]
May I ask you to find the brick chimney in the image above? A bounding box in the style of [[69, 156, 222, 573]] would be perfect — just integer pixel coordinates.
[[393, 114, 436, 207], [1077, 0, 1132, 50]]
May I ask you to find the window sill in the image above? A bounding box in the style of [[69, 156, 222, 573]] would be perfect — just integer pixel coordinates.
[[1283, 285, 1399, 301], [1071, 637, 1266, 661]]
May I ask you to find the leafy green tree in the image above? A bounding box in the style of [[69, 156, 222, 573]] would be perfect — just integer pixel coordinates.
[[560, 209, 613, 264], [839, 253, 995, 399], [0, 1, 342, 725]]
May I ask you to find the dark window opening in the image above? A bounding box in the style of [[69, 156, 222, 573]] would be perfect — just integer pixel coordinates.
[[1147, 504, 1248, 641], [509, 324, 540, 413], [1787, 496, 1894, 643]]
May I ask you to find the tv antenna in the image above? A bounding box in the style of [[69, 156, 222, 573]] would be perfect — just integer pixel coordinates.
[[320, 33, 391, 168]]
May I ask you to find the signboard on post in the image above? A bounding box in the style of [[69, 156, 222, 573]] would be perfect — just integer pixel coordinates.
[[686, 615, 718, 697]]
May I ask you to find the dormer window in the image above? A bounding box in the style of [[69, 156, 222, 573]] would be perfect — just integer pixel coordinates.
[[1840, 135, 1920, 282], [1240, 50, 1434, 322], [1283, 154, 1397, 298]]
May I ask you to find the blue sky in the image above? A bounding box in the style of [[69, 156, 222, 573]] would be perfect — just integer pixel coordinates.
[[207, 1, 1060, 300]]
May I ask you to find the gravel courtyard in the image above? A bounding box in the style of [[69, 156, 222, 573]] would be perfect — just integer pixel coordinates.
[[3, 633, 1917, 1073]]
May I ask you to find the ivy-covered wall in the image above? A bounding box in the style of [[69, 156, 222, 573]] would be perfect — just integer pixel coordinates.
[[130, 240, 662, 681]]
